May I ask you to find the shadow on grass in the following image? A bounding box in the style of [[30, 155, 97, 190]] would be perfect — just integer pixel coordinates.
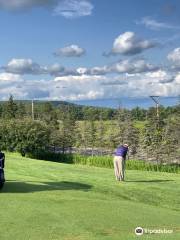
[[126, 180, 174, 183], [0, 181, 92, 193]]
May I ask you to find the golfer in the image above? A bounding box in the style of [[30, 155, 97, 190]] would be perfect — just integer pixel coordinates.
[[0, 150, 5, 189], [113, 144, 129, 181]]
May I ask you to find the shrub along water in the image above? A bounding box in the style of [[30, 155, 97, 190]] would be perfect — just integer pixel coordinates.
[[28, 151, 180, 174]]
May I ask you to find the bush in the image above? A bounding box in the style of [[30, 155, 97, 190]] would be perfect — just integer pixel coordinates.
[[0, 119, 51, 155], [27, 151, 74, 163]]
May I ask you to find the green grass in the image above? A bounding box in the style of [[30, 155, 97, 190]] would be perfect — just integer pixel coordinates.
[[0, 152, 180, 240], [133, 120, 147, 129]]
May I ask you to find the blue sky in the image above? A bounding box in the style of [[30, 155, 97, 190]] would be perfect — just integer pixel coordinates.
[[0, 0, 180, 100]]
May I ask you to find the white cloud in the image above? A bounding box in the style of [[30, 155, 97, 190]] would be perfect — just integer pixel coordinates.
[[81, 59, 158, 76], [45, 63, 77, 76], [54, 74, 105, 83], [126, 72, 178, 97], [52, 71, 179, 100], [136, 17, 180, 30], [45, 63, 65, 75], [175, 73, 180, 84], [0, 78, 51, 100], [0, 72, 179, 101], [53, 74, 106, 100], [54, 45, 85, 57], [0, 87, 27, 100], [3, 58, 45, 75], [53, 0, 93, 18], [76, 67, 88, 74], [87, 66, 110, 75], [0, 0, 94, 18], [2, 59, 78, 76], [100, 76, 128, 86], [146, 70, 167, 79], [0, 0, 54, 11], [0, 72, 22, 81], [111, 59, 157, 74], [167, 48, 180, 63], [146, 70, 174, 83], [3, 58, 158, 78], [111, 32, 156, 55]]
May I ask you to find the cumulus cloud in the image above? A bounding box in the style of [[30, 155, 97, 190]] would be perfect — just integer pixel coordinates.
[[110, 32, 156, 56], [100, 76, 128, 86], [136, 17, 180, 30], [0, 72, 22, 81], [167, 48, 180, 63], [0, 0, 94, 18], [54, 45, 85, 57], [36, 74, 179, 99], [126, 72, 179, 97], [52, 71, 178, 100], [0, 0, 55, 11], [0, 78, 51, 100], [146, 70, 174, 83], [3, 58, 45, 75], [2, 59, 78, 76], [46, 63, 78, 76], [0, 71, 179, 101], [174, 73, 180, 84], [53, 74, 106, 100], [54, 74, 105, 83], [76, 67, 88, 75], [111, 59, 158, 74], [167, 48, 180, 71], [84, 59, 158, 75], [52, 74, 149, 100], [53, 0, 93, 18], [2, 56, 158, 78], [45, 63, 65, 75], [86, 66, 110, 75], [23, 80, 51, 99]]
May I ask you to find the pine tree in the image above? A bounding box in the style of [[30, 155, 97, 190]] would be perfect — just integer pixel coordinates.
[[17, 102, 26, 118], [96, 113, 105, 155], [3, 95, 18, 119], [57, 106, 76, 153], [114, 107, 126, 145]]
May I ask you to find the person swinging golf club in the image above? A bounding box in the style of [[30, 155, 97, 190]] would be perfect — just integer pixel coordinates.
[[113, 143, 129, 181], [0, 150, 5, 189]]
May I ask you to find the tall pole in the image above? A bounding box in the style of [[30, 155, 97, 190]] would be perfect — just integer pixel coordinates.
[[150, 96, 160, 120], [117, 99, 122, 111], [32, 99, 34, 120]]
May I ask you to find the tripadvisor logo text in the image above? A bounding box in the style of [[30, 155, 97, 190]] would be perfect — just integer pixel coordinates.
[[135, 227, 173, 236]]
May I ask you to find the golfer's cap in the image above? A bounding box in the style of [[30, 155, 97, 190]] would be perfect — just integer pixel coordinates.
[[123, 144, 129, 147]]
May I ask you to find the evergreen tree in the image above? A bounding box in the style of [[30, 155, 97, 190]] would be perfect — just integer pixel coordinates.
[[57, 106, 76, 153], [42, 102, 58, 126], [75, 120, 89, 151], [17, 102, 26, 118], [95, 113, 105, 155], [106, 119, 117, 151], [3, 95, 18, 119], [114, 107, 126, 144], [0, 104, 2, 118]]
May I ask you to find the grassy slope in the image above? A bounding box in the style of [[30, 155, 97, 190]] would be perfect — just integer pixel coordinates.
[[0, 153, 180, 240]]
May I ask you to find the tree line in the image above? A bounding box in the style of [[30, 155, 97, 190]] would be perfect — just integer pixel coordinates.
[[0, 95, 179, 121], [0, 96, 179, 164]]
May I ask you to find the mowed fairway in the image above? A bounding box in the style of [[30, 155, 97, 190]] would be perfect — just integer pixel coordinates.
[[0, 153, 180, 240]]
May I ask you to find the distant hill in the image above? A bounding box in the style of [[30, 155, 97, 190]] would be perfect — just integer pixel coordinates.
[[0, 99, 114, 110]]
